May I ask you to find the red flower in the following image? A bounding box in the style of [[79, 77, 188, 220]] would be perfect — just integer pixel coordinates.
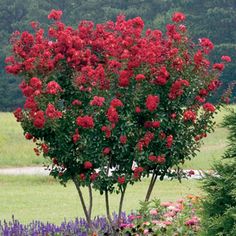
[[118, 176, 126, 184], [148, 155, 156, 162], [221, 55, 231, 63], [72, 100, 82, 106], [46, 81, 62, 95], [42, 143, 49, 154], [33, 110, 45, 129], [29, 77, 42, 90], [172, 12, 186, 22], [157, 155, 166, 164], [208, 79, 220, 91], [80, 173, 86, 181], [168, 79, 189, 100], [183, 110, 196, 122], [135, 74, 145, 81], [90, 96, 105, 106], [90, 172, 99, 182], [72, 129, 80, 143], [110, 98, 123, 107], [84, 161, 93, 169], [76, 116, 94, 128], [203, 103, 215, 112], [46, 103, 62, 119], [13, 108, 23, 122], [103, 147, 111, 155], [118, 70, 131, 87], [199, 38, 214, 54], [166, 135, 174, 148], [48, 9, 63, 21], [25, 133, 33, 140], [120, 135, 127, 144], [107, 106, 119, 123], [213, 63, 224, 71], [135, 107, 141, 113], [146, 95, 159, 112]]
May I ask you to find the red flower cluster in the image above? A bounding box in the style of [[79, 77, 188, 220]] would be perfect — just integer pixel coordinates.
[[118, 176, 126, 184], [137, 132, 155, 151], [203, 103, 215, 112], [76, 116, 94, 128], [72, 129, 80, 143], [45, 103, 62, 119], [168, 79, 189, 100], [148, 155, 166, 164], [84, 161, 93, 169], [46, 81, 62, 95], [172, 12, 186, 22], [48, 9, 63, 21], [120, 135, 127, 144], [144, 121, 160, 129], [166, 135, 174, 148], [13, 108, 23, 122], [107, 106, 119, 123], [32, 110, 45, 128], [110, 98, 123, 107], [183, 110, 196, 122], [90, 96, 105, 106], [133, 167, 144, 179], [146, 95, 159, 112]]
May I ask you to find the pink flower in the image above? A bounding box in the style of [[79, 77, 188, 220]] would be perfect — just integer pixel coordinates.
[[149, 209, 158, 215]]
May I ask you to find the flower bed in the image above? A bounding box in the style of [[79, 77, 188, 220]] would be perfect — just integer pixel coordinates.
[[0, 197, 201, 235]]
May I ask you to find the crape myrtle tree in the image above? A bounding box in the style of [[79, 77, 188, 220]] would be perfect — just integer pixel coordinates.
[[6, 9, 230, 230]]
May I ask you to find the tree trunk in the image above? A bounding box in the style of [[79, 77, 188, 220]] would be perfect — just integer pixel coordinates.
[[72, 175, 93, 228]]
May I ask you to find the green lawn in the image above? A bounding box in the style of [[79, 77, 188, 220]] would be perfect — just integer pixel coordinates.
[[0, 106, 233, 168], [0, 175, 202, 224]]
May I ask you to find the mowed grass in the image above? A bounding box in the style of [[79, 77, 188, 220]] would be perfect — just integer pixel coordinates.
[[0, 112, 46, 167], [0, 175, 202, 224], [0, 106, 234, 168]]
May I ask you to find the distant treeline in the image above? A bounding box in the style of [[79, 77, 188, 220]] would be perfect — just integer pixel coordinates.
[[1, 0, 236, 110]]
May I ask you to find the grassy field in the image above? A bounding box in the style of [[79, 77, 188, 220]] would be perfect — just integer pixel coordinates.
[[0, 175, 202, 224], [0, 106, 233, 168]]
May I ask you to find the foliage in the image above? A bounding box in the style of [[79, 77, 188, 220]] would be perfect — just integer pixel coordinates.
[[200, 107, 236, 235], [1, 0, 236, 111]]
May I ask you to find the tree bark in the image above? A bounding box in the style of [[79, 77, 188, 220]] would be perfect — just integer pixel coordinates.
[[72, 175, 92, 227], [145, 171, 158, 202]]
